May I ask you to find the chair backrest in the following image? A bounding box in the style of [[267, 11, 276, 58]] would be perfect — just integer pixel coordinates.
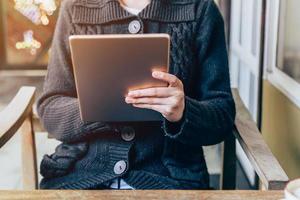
[[0, 87, 38, 190], [0, 87, 289, 190]]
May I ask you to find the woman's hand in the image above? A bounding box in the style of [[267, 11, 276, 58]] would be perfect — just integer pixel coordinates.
[[125, 71, 185, 122]]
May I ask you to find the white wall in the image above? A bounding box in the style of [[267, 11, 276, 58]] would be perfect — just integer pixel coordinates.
[[284, 0, 300, 49]]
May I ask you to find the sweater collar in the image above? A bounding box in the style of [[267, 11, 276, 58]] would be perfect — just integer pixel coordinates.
[[72, 0, 196, 24]]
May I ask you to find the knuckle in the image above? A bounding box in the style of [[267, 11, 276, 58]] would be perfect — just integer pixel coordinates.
[[173, 99, 180, 106], [174, 90, 183, 98], [171, 98, 178, 106], [178, 91, 184, 98], [170, 78, 177, 85], [171, 103, 178, 110], [166, 107, 173, 115], [174, 91, 180, 96]]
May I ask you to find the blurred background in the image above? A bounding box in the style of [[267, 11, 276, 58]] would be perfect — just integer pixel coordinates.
[[0, 0, 299, 190]]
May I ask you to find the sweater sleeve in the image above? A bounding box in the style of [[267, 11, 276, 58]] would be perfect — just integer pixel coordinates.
[[37, 0, 111, 143], [162, 0, 236, 146]]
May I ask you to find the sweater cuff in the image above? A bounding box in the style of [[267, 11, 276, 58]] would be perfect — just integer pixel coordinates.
[[162, 97, 190, 139]]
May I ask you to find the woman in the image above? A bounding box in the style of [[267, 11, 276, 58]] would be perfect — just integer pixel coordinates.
[[37, 0, 236, 189]]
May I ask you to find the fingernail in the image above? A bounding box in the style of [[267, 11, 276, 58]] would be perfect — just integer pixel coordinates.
[[152, 71, 159, 77], [125, 97, 132, 103], [128, 91, 136, 96]]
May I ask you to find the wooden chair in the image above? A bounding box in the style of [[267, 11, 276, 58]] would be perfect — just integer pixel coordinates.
[[221, 89, 289, 190], [0, 87, 37, 190], [0, 87, 289, 190]]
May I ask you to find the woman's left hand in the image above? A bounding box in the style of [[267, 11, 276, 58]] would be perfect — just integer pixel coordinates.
[[125, 71, 185, 122]]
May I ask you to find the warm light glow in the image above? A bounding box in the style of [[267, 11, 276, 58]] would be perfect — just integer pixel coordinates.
[[16, 30, 41, 55], [14, 0, 58, 26]]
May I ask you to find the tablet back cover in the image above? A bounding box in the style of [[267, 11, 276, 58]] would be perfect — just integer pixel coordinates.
[[70, 34, 169, 122]]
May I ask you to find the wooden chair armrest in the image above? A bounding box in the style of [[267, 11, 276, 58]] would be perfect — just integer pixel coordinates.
[[0, 86, 36, 148], [232, 88, 289, 190]]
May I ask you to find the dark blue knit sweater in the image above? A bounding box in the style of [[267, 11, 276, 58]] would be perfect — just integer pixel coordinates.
[[37, 0, 236, 189]]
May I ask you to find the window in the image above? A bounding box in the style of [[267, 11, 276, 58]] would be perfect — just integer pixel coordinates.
[[277, 0, 300, 84], [264, 0, 300, 108], [0, 0, 60, 69]]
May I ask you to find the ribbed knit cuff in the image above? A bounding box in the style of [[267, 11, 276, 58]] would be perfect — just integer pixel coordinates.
[[162, 96, 213, 142], [162, 96, 190, 140]]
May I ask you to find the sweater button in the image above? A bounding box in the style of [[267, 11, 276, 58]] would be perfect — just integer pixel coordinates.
[[128, 20, 141, 34], [121, 126, 135, 141], [114, 160, 127, 175]]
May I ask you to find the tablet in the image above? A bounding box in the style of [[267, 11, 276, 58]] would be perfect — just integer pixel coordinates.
[[69, 34, 170, 122]]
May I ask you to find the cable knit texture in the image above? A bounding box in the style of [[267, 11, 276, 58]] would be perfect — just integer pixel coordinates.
[[37, 0, 236, 189]]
